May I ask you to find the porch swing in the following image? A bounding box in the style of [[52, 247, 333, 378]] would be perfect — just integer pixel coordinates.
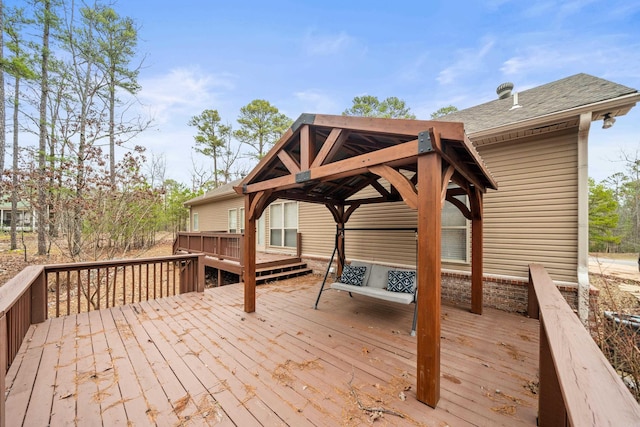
[[314, 226, 419, 336]]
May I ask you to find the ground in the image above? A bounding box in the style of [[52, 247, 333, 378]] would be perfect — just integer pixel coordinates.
[[0, 232, 175, 287]]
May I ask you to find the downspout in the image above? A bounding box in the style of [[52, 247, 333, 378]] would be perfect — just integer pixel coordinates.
[[577, 112, 591, 323]]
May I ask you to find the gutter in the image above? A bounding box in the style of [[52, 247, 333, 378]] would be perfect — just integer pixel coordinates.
[[467, 92, 640, 139]]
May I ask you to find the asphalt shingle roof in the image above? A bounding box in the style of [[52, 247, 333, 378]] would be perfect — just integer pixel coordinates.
[[438, 73, 638, 134]]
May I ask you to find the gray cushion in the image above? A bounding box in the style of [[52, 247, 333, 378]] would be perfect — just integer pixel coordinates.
[[330, 282, 414, 304]]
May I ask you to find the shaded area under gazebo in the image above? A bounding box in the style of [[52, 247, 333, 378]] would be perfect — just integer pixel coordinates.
[[235, 113, 497, 407]]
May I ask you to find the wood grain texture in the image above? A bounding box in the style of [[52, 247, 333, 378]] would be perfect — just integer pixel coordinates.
[[5, 277, 541, 426]]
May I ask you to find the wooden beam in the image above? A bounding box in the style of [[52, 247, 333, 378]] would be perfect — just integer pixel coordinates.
[[432, 128, 487, 193], [416, 152, 442, 408], [277, 150, 301, 175], [311, 128, 349, 167], [324, 204, 341, 224], [312, 114, 466, 142], [441, 165, 455, 206], [370, 179, 391, 198], [471, 188, 483, 315], [444, 193, 472, 220], [244, 139, 419, 194], [243, 194, 257, 313], [300, 125, 315, 170], [344, 203, 361, 223], [369, 164, 418, 210]]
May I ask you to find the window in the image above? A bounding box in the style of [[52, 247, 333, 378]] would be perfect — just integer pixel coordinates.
[[228, 208, 237, 233], [192, 213, 199, 231], [270, 202, 298, 247], [441, 194, 469, 262], [239, 208, 245, 234]]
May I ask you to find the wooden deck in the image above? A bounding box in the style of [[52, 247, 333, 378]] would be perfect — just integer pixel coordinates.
[[5, 275, 540, 426]]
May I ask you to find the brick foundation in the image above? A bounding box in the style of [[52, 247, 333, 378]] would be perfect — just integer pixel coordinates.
[[303, 256, 599, 314]]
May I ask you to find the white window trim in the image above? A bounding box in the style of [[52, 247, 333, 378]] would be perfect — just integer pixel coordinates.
[[269, 201, 298, 248], [192, 212, 199, 231], [441, 193, 470, 264], [239, 208, 245, 234], [228, 208, 238, 233]]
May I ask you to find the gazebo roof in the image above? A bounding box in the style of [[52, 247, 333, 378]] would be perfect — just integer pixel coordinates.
[[235, 113, 496, 409], [235, 114, 497, 205]]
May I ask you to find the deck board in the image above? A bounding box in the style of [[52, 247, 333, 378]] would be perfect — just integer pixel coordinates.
[[5, 276, 540, 426]]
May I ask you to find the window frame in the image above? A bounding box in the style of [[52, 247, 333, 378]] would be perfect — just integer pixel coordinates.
[[228, 208, 238, 233], [441, 192, 470, 264], [192, 212, 199, 231], [269, 201, 298, 248], [239, 208, 245, 234]]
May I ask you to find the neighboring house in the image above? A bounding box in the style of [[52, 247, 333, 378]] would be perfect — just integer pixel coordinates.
[[0, 199, 36, 231], [185, 73, 640, 320]]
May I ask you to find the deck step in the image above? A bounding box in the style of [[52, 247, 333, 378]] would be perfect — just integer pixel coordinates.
[[256, 267, 313, 284], [256, 261, 308, 276]]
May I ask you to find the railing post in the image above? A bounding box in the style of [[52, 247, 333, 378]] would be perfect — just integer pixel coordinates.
[[296, 232, 302, 258], [179, 261, 188, 294], [1, 313, 7, 427], [239, 235, 245, 267], [538, 319, 568, 426], [527, 269, 539, 319], [31, 268, 47, 324], [197, 254, 205, 292]]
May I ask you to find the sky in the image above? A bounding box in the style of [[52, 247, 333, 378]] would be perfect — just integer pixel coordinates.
[[9, 0, 640, 186]]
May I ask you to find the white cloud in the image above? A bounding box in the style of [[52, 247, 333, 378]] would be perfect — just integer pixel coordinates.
[[437, 38, 495, 85], [500, 38, 640, 80], [138, 67, 235, 124], [293, 89, 340, 114], [302, 30, 356, 56]]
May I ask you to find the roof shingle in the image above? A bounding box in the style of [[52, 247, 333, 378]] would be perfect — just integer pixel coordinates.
[[439, 73, 638, 134]]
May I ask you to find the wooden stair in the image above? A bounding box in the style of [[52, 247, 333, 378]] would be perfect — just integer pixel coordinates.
[[256, 261, 312, 284]]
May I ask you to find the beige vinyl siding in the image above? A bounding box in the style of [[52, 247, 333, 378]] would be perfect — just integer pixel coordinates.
[[190, 196, 244, 232], [344, 202, 418, 267], [478, 130, 578, 283], [299, 181, 466, 270], [299, 181, 421, 267], [298, 203, 335, 257]]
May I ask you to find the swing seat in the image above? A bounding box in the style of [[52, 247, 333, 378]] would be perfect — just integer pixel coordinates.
[[329, 261, 418, 335]]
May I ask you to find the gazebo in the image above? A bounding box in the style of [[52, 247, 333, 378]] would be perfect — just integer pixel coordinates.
[[234, 113, 497, 407]]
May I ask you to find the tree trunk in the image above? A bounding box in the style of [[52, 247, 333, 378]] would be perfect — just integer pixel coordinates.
[[0, 0, 5, 179], [37, 0, 51, 255], [109, 73, 115, 186], [10, 76, 20, 250]]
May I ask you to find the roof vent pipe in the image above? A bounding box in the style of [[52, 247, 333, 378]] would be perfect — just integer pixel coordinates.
[[496, 82, 514, 99]]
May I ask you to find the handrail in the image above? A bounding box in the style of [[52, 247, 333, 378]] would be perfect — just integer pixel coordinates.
[[174, 232, 243, 263], [528, 263, 640, 426], [1, 253, 206, 427]]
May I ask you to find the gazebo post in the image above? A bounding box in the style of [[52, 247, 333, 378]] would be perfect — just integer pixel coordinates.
[[471, 188, 484, 315], [337, 208, 346, 276], [243, 193, 257, 313], [416, 152, 442, 408]]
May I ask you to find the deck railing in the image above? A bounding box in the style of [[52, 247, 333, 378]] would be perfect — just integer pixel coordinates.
[[0, 254, 205, 426], [174, 231, 304, 261], [528, 263, 640, 425], [174, 232, 244, 263]]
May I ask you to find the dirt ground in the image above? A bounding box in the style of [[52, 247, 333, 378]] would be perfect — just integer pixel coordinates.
[[0, 232, 175, 287]]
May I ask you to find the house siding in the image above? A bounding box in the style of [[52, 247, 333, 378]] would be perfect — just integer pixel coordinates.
[[479, 129, 578, 283], [298, 129, 579, 284], [190, 197, 244, 232]]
